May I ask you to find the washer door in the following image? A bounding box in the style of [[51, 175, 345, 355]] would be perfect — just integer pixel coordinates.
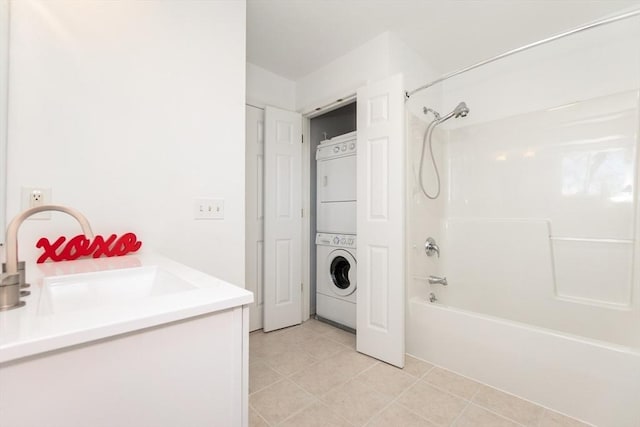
[[327, 249, 356, 296]]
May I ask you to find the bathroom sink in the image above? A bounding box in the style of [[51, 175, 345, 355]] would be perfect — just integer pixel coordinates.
[[38, 266, 197, 315]]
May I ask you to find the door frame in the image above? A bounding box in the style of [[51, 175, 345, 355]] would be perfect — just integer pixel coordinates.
[[245, 103, 265, 331], [247, 94, 360, 328], [300, 93, 357, 321]]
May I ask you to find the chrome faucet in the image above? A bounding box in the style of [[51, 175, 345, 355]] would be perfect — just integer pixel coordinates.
[[428, 275, 448, 286], [424, 237, 440, 257], [1, 205, 94, 311]]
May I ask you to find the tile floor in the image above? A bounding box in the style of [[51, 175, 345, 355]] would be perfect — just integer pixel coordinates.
[[249, 318, 590, 427]]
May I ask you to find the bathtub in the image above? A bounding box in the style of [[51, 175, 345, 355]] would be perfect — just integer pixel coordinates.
[[406, 297, 640, 427]]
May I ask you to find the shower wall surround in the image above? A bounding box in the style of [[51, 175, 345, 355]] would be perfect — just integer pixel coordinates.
[[406, 14, 640, 426], [409, 14, 640, 347], [442, 90, 638, 346]]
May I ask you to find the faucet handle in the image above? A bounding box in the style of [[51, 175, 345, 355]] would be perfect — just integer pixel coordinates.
[[425, 237, 440, 258], [0, 272, 19, 286], [2, 261, 29, 288], [0, 272, 24, 311]]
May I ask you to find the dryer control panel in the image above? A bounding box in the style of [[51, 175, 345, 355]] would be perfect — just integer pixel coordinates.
[[316, 131, 357, 160], [316, 233, 356, 249]]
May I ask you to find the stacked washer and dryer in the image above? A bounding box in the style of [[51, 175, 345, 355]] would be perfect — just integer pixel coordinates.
[[315, 131, 357, 330]]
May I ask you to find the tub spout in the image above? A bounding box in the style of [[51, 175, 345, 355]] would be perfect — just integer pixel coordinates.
[[1, 205, 94, 311], [428, 275, 448, 286]]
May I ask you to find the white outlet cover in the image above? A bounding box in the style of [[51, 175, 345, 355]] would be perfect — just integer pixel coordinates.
[[21, 187, 52, 220]]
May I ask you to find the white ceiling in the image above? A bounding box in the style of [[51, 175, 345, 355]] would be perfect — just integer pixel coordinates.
[[247, 0, 640, 81]]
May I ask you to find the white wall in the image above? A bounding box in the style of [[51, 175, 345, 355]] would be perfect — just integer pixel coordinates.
[[295, 31, 438, 113], [388, 32, 440, 105], [296, 32, 392, 112], [6, 0, 246, 286], [0, 0, 7, 241], [246, 62, 295, 110]]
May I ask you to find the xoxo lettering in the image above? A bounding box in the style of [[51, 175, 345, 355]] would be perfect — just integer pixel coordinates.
[[36, 233, 142, 263]]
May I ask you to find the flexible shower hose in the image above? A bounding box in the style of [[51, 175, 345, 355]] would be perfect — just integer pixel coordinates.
[[418, 119, 441, 200]]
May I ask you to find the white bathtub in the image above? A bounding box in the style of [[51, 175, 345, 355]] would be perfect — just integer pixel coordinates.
[[406, 297, 640, 427]]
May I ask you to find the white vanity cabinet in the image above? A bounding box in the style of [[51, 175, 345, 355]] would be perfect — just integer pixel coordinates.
[[0, 253, 252, 427]]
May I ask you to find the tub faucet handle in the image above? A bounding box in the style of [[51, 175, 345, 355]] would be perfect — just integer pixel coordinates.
[[425, 237, 440, 258]]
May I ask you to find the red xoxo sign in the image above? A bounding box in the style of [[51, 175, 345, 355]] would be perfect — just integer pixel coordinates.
[[36, 233, 142, 263]]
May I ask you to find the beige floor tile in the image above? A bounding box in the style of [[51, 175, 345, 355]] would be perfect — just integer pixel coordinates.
[[249, 361, 283, 394], [280, 400, 354, 427], [249, 352, 266, 365], [356, 362, 417, 399], [454, 404, 519, 427], [326, 349, 377, 374], [299, 335, 349, 360], [249, 333, 268, 356], [250, 324, 587, 427], [261, 343, 319, 376], [472, 386, 544, 426], [403, 355, 434, 378], [321, 377, 392, 426], [249, 330, 267, 342], [397, 381, 468, 426], [539, 409, 591, 427], [271, 324, 318, 345], [290, 359, 350, 397], [323, 327, 357, 348], [249, 379, 315, 425], [249, 406, 270, 427], [251, 328, 286, 344], [250, 331, 290, 359], [423, 367, 481, 400], [367, 402, 437, 427], [291, 350, 377, 396], [300, 318, 338, 335]]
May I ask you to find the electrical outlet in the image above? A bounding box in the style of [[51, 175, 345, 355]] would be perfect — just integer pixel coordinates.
[[194, 198, 224, 220], [21, 187, 52, 220], [30, 190, 45, 207]]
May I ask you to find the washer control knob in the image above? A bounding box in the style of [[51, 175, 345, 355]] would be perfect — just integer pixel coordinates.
[[333, 146, 340, 153], [349, 143, 355, 150], [333, 236, 340, 244], [341, 145, 347, 152]]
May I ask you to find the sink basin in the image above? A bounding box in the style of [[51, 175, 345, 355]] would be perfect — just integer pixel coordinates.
[[38, 266, 197, 315]]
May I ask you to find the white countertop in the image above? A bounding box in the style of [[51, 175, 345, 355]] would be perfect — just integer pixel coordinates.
[[0, 252, 253, 363]]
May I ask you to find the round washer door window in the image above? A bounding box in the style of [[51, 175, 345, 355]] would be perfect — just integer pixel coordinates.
[[328, 249, 356, 296]]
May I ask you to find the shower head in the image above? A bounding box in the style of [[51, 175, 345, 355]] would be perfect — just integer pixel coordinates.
[[438, 101, 470, 122]]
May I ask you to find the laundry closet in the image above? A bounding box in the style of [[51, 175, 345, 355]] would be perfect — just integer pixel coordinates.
[[245, 101, 357, 332], [309, 103, 357, 330], [246, 73, 406, 368]]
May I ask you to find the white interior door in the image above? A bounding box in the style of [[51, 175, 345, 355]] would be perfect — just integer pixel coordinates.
[[356, 74, 406, 367], [264, 106, 303, 332], [245, 105, 265, 332]]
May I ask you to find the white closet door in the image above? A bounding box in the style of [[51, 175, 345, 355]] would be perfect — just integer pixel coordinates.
[[264, 106, 302, 332], [245, 105, 265, 332], [356, 74, 406, 367]]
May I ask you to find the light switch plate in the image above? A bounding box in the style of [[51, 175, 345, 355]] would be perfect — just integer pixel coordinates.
[[194, 198, 224, 220]]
